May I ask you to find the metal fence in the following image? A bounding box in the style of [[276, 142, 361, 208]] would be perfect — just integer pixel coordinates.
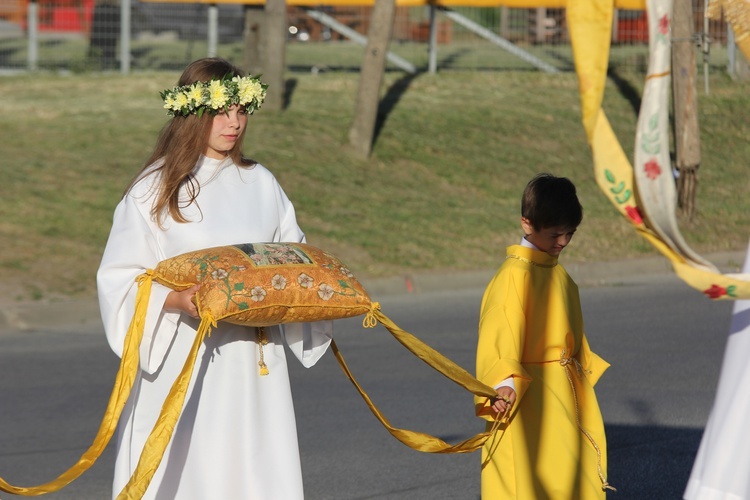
[[0, 0, 739, 74]]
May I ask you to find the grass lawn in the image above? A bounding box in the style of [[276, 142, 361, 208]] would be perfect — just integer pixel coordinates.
[[1, 68, 748, 301]]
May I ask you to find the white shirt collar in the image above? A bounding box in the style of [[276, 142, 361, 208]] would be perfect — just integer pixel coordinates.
[[520, 236, 540, 251]]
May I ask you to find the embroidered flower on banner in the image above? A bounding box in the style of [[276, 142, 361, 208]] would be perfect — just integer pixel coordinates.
[[625, 206, 644, 225], [644, 159, 662, 180], [659, 14, 670, 35], [703, 284, 737, 299]]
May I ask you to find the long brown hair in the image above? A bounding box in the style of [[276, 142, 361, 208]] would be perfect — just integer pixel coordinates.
[[127, 57, 256, 225]]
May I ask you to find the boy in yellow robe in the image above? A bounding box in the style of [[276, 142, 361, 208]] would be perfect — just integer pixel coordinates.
[[475, 173, 613, 499]]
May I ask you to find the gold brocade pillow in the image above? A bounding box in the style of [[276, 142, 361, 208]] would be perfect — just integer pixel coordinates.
[[153, 242, 372, 326]]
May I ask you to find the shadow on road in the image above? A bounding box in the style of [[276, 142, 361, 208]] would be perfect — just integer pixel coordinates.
[[607, 423, 701, 499]]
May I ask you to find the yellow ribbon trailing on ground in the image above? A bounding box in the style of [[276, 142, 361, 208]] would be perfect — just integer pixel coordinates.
[[567, 0, 750, 300], [334, 306, 499, 454], [0, 270, 498, 497], [0, 274, 152, 496]]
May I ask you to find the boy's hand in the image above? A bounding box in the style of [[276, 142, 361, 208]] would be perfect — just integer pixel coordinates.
[[164, 284, 201, 319], [492, 387, 516, 415]]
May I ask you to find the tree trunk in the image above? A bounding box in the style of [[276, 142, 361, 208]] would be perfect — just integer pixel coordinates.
[[671, 0, 701, 220], [242, 5, 265, 77], [348, 0, 396, 158], [264, 0, 287, 111]]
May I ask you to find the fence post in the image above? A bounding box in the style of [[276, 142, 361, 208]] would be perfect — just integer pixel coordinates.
[[428, 4, 437, 74], [533, 8, 546, 43], [208, 3, 218, 57], [727, 22, 735, 76], [500, 6, 508, 39], [120, 0, 131, 74], [611, 9, 619, 43], [27, 0, 38, 70]]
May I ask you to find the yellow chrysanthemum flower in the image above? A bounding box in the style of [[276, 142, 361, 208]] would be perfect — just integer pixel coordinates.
[[188, 84, 204, 104], [163, 94, 176, 110], [175, 92, 189, 109], [237, 78, 264, 105], [208, 80, 228, 109], [162, 76, 265, 116]]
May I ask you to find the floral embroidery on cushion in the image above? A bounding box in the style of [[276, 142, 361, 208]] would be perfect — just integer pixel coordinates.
[[271, 274, 287, 290], [318, 283, 335, 301], [154, 242, 372, 326], [298, 273, 314, 289], [251, 286, 267, 302]]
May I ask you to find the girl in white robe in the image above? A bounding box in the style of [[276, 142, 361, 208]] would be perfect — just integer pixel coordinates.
[[97, 57, 332, 500], [684, 239, 750, 500]]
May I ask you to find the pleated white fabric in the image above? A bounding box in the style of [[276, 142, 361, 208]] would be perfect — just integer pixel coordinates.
[[684, 240, 750, 500], [98, 157, 332, 500]]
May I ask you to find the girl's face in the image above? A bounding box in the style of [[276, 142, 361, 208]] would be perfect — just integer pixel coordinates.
[[205, 105, 248, 159]]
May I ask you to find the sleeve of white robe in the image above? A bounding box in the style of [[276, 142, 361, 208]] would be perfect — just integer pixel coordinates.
[[97, 193, 180, 375], [271, 173, 334, 367]]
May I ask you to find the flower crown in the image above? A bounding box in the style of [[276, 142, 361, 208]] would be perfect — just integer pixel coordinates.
[[161, 74, 268, 117]]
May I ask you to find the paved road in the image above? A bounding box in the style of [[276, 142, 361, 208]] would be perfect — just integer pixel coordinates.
[[0, 273, 734, 499]]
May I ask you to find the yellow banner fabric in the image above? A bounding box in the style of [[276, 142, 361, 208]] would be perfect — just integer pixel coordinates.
[[567, 0, 750, 300]]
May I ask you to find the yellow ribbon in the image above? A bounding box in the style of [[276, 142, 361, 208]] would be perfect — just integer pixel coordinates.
[[0, 272, 153, 496], [333, 309, 500, 454], [1, 271, 505, 497], [116, 313, 215, 499]]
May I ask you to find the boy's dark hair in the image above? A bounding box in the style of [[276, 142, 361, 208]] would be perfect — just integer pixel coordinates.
[[521, 173, 583, 231]]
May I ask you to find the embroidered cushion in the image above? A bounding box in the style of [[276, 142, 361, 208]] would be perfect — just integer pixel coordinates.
[[153, 242, 372, 326]]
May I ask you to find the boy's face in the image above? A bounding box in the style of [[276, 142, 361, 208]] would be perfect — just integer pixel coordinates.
[[521, 218, 577, 257]]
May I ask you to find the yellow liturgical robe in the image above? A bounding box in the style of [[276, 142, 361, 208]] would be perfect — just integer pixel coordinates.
[[475, 245, 611, 499]]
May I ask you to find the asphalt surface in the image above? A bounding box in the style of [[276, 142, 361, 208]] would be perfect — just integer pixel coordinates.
[[0, 250, 746, 500], [0, 250, 746, 334]]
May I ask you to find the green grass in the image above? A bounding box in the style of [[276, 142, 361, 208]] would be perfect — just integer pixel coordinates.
[[0, 35, 732, 73], [1, 68, 749, 301]]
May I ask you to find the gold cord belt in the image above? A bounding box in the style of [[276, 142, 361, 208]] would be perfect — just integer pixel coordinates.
[[559, 349, 616, 493]]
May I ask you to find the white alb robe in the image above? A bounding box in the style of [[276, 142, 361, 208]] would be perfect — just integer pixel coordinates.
[[97, 156, 332, 500], [684, 240, 750, 500]]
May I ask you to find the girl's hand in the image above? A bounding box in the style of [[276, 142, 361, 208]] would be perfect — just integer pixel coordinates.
[[492, 387, 516, 415], [164, 284, 201, 319]]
